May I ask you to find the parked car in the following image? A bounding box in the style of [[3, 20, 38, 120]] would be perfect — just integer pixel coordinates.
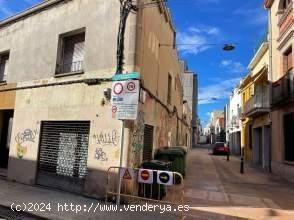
[[213, 142, 230, 155]]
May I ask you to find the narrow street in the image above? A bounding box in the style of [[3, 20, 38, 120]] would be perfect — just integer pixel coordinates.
[[0, 146, 293, 219], [184, 145, 294, 219]]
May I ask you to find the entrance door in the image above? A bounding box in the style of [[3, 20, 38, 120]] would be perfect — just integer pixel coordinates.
[[258, 128, 263, 166], [0, 110, 13, 173], [37, 121, 90, 193], [284, 113, 294, 162], [253, 127, 262, 166], [263, 125, 271, 170]]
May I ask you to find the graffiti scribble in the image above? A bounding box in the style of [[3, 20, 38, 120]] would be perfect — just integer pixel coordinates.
[[94, 148, 108, 161], [93, 130, 120, 147]]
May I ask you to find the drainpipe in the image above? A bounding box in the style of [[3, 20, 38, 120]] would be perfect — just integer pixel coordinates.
[[268, 8, 273, 173]]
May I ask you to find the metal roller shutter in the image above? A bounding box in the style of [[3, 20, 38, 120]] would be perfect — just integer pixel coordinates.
[[142, 125, 154, 161], [37, 121, 90, 193]]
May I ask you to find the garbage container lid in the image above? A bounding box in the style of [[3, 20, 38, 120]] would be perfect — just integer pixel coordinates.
[[170, 146, 187, 155], [141, 160, 170, 170]]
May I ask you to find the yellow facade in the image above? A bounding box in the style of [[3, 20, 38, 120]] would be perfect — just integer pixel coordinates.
[[239, 75, 253, 161]]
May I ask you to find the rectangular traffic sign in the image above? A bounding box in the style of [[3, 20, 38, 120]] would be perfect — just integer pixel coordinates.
[[111, 80, 140, 120], [112, 72, 140, 81]]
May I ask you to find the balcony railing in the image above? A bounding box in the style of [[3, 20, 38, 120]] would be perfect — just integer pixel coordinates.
[[272, 71, 294, 106], [243, 91, 270, 117], [278, 3, 293, 36], [56, 61, 84, 75]]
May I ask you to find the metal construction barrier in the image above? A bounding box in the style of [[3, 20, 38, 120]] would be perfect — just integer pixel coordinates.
[[106, 166, 184, 209]]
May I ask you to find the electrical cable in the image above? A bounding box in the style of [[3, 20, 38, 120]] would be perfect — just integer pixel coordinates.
[[116, 0, 138, 74]]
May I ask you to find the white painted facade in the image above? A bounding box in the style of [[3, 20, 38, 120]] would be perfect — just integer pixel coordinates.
[[227, 87, 242, 155]]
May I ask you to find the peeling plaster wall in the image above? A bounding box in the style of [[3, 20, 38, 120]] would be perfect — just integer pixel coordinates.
[[7, 81, 123, 198], [129, 0, 191, 167], [0, 0, 136, 82], [0, 0, 138, 198]]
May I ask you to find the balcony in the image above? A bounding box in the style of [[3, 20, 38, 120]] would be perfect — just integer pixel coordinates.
[[278, 2, 293, 37], [272, 71, 294, 106], [243, 92, 270, 117]]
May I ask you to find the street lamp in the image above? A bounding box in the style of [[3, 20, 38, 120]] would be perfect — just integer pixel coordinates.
[[223, 44, 236, 51], [159, 43, 236, 51]]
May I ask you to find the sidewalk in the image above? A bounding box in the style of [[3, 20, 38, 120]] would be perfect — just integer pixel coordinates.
[[0, 178, 179, 220], [184, 147, 294, 219]]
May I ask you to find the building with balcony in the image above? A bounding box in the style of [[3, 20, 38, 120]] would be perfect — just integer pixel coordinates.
[[239, 33, 271, 168], [265, 0, 294, 182], [0, 0, 191, 198], [246, 36, 271, 170], [239, 74, 254, 161]]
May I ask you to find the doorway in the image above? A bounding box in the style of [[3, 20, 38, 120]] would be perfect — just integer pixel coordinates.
[[0, 110, 14, 176], [253, 127, 263, 166]]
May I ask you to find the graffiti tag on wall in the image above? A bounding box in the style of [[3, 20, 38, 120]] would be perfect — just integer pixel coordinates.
[[94, 148, 108, 161], [15, 129, 38, 159], [93, 130, 120, 147], [132, 111, 145, 153]]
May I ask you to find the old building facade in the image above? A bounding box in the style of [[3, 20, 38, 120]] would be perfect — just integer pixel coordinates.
[[240, 74, 254, 161], [243, 35, 271, 170], [0, 0, 190, 198], [265, 0, 293, 182]]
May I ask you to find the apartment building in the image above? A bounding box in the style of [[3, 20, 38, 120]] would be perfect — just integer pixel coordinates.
[[0, 0, 190, 198], [179, 60, 199, 147], [240, 74, 254, 161], [226, 88, 242, 155], [265, 0, 293, 182], [243, 35, 271, 169]]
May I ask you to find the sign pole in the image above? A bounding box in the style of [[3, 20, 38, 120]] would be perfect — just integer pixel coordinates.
[[116, 119, 125, 205]]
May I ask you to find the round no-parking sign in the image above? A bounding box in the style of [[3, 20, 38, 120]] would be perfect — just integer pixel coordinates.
[[113, 82, 123, 95], [138, 169, 153, 184]]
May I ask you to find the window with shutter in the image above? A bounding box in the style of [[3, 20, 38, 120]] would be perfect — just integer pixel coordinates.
[[0, 53, 9, 82], [142, 125, 154, 161], [283, 47, 292, 73], [57, 32, 85, 74], [167, 74, 172, 104]]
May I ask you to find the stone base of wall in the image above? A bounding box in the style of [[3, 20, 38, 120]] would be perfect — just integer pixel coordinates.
[[272, 161, 294, 183]]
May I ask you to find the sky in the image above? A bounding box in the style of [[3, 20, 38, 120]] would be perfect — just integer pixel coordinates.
[[0, 0, 268, 127], [166, 0, 268, 126]]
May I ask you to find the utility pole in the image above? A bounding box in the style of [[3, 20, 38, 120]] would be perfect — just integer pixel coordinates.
[[116, 0, 137, 74], [115, 0, 137, 206]]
